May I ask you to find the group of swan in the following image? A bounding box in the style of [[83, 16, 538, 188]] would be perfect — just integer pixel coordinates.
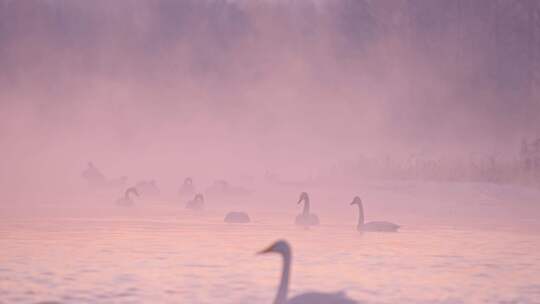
[[116, 186, 399, 232], [179, 178, 251, 222], [294, 193, 399, 232], [260, 240, 358, 304]]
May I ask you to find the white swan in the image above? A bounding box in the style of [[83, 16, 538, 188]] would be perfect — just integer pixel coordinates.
[[224, 211, 250, 223], [350, 196, 399, 232], [186, 193, 205, 211], [294, 192, 319, 226], [259, 240, 358, 304], [116, 187, 139, 206]]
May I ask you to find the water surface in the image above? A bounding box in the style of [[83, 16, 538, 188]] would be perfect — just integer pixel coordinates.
[[1, 213, 539, 304]]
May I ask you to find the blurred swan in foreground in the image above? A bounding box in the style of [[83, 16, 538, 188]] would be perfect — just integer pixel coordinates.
[[350, 196, 399, 232], [224, 211, 250, 223], [295, 192, 319, 226], [178, 177, 195, 196], [116, 187, 139, 206], [186, 193, 204, 211], [259, 240, 357, 304]]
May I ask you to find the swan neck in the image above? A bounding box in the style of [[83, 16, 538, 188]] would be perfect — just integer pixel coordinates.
[[302, 198, 310, 215], [357, 203, 364, 226], [275, 251, 291, 304]]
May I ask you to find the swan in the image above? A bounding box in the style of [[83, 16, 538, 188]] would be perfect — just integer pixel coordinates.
[[224, 211, 250, 223], [116, 187, 139, 206], [350, 196, 399, 232], [82, 162, 106, 187], [179, 177, 195, 196], [294, 192, 319, 226], [186, 193, 204, 211], [136, 179, 160, 197], [259, 240, 358, 304]]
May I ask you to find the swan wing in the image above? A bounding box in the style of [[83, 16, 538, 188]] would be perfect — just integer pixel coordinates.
[[287, 291, 358, 304]]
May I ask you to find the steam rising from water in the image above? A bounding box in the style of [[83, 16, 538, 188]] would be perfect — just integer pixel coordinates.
[[0, 0, 538, 205]]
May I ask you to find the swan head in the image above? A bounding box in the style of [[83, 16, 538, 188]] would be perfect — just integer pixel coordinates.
[[258, 240, 291, 256], [297, 192, 309, 204], [350, 196, 362, 205]]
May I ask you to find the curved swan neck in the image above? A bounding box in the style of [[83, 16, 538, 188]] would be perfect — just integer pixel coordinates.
[[356, 202, 365, 226], [302, 197, 310, 215], [275, 250, 291, 304]]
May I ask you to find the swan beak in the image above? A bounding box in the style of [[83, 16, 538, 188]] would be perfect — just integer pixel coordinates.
[[257, 245, 273, 255], [350, 201, 355, 205]]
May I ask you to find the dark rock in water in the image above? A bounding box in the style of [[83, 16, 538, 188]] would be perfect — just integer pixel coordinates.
[[224, 212, 250, 223]]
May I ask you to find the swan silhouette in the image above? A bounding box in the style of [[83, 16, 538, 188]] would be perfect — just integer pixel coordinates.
[[116, 187, 139, 206], [186, 193, 204, 211], [224, 211, 250, 223], [294, 192, 319, 226], [350, 196, 399, 232], [259, 240, 358, 304], [179, 177, 195, 196]]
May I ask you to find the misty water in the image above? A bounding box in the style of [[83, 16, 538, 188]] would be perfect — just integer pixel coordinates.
[[2, 181, 540, 304], [2, 1, 540, 303]]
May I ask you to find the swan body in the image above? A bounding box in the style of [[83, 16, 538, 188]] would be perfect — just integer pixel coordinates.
[[259, 240, 357, 304], [224, 211, 250, 223], [116, 187, 139, 206], [186, 193, 204, 211], [360, 221, 400, 232], [350, 196, 399, 232], [178, 177, 195, 196], [295, 192, 320, 226]]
